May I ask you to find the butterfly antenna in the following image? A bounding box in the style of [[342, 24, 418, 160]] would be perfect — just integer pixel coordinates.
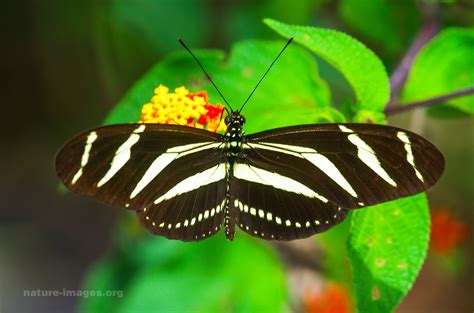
[[213, 107, 227, 132], [178, 38, 234, 112], [239, 37, 293, 113]]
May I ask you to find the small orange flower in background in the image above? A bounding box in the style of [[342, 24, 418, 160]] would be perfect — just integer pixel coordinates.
[[430, 208, 469, 255], [303, 283, 353, 313], [139, 84, 227, 132]]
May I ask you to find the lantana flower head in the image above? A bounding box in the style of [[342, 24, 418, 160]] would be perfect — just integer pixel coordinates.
[[139, 84, 227, 132], [430, 208, 469, 255], [303, 283, 353, 313]]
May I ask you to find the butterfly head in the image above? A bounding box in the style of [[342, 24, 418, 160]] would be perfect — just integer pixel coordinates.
[[224, 112, 246, 127]]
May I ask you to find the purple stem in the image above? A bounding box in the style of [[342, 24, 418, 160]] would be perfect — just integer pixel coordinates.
[[385, 87, 474, 115], [387, 3, 440, 107]]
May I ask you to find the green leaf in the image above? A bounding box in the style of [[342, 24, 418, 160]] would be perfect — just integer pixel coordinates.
[[347, 194, 430, 313], [104, 39, 333, 132], [80, 234, 288, 313], [212, 40, 332, 133], [264, 18, 390, 112], [401, 27, 474, 116]]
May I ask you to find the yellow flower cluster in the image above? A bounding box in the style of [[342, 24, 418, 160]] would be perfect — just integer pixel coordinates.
[[139, 84, 226, 132]]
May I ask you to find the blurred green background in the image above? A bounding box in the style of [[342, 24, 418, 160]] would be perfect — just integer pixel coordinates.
[[1, 0, 473, 312]]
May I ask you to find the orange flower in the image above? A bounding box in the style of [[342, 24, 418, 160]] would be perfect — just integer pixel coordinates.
[[139, 84, 227, 132], [430, 209, 469, 255], [303, 283, 353, 313]]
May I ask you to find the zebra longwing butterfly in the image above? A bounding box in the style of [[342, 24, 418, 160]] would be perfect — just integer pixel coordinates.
[[55, 38, 444, 242]]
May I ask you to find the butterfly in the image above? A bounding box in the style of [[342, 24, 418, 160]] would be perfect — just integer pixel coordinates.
[[55, 38, 444, 242]]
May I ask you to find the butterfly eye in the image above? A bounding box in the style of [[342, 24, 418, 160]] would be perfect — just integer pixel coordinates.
[[224, 115, 232, 125], [240, 116, 246, 124]]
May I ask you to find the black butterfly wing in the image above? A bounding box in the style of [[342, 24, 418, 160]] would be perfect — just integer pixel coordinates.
[[231, 123, 444, 240], [55, 123, 227, 241], [230, 158, 349, 241], [136, 153, 228, 241]]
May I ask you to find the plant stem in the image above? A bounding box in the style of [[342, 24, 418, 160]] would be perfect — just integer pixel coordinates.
[[385, 87, 474, 115], [387, 2, 440, 107]]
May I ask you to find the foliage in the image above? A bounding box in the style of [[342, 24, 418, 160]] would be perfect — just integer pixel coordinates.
[[81, 231, 287, 313], [264, 18, 390, 116], [104, 39, 339, 132], [80, 10, 473, 313], [347, 194, 430, 312], [401, 28, 474, 116]]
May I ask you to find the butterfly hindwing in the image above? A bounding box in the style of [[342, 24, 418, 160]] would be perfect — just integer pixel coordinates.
[[136, 161, 228, 241], [230, 162, 349, 240]]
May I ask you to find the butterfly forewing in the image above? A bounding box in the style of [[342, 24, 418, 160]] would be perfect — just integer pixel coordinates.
[[55, 123, 231, 241], [245, 123, 444, 208]]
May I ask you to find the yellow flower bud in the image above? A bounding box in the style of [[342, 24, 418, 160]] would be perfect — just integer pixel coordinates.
[[174, 86, 189, 95], [154, 84, 169, 95]]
